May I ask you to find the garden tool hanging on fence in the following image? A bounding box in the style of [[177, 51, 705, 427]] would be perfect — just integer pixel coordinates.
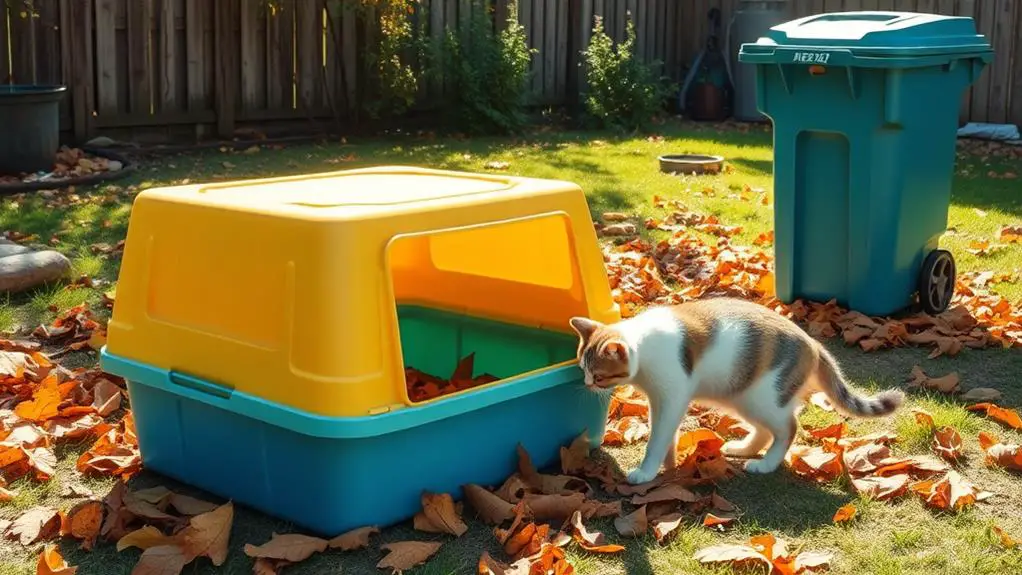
[[679, 7, 734, 121]]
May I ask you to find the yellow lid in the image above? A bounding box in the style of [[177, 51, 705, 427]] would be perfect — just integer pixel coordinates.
[[107, 166, 619, 417]]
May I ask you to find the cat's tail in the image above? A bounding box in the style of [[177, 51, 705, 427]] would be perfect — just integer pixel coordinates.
[[813, 344, 904, 417]]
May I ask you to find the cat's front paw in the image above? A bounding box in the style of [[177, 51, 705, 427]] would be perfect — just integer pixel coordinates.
[[743, 458, 781, 474], [626, 467, 659, 485]]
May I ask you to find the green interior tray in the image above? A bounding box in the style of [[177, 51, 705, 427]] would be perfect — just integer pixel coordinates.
[[397, 304, 577, 392]]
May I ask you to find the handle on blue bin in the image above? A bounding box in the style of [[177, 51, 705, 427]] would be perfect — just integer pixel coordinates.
[[169, 370, 235, 399]]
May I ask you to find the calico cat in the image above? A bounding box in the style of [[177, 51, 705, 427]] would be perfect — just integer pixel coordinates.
[[569, 297, 904, 485]]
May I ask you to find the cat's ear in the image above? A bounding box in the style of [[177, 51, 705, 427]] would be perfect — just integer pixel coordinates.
[[569, 317, 601, 340], [600, 340, 628, 361]]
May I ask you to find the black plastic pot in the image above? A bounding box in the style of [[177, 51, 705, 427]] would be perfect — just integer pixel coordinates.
[[0, 85, 67, 175]]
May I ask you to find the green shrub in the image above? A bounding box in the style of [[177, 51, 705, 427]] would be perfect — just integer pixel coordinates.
[[360, 0, 423, 119], [582, 15, 670, 131], [427, 0, 535, 134]]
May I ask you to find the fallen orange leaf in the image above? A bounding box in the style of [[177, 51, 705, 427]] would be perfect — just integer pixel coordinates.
[[14, 375, 62, 422], [804, 422, 847, 442], [702, 512, 737, 530], [503, 522, 549, 560], [932, 426, 963, 462], [992, 526, 1018, 549], [602, 416, 650, 446], [116, 525, 176, 552], [37, 545, 76, 575], [59, 500, 103, 550], [569, 511, 625, 554], [977, 432, 1022, 471], [912, 408, 935, 428], [910, 471, 985, 511], [832, 503, 856, 524], [966, 403, 1022, 430], [786, 444, 843, 482]]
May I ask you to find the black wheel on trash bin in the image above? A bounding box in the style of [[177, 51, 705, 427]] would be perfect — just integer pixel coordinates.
[[918, 249, 956, 314]]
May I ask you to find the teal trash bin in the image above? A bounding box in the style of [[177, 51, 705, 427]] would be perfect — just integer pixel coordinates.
[[738, 12, 992, 316]]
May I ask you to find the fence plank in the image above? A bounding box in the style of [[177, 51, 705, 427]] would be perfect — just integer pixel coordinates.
[[430, 0, 445, 98], [530, 0, 543, 97], [214, 0, 238, 136], [915, 0, 935, 13], [295, 0, 322, 109], [240, 0, 262, 110], [955, 0, 975, 123], [184, 0, 208, 111], [159, 0, 179, 111], [1010, 3, 1022, 128], [968, 0, 992, 121], [555, 0, 567, 100], [985, 0, 1014, 124], [9, 7, 37, 84], [94, 0, 119, 113], [126, 0, 153, 114], [0, 4, 8, 84], [35, 0, 62, 85], [324, 0, 343, 112], [342, 2, 357, 110], [823, 0, 844, 12], [542, 0, 556, 101], [62, 0, 95, 140]]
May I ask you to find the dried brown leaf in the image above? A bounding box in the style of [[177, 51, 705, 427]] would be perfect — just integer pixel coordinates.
[[463, 484, 515, 525], [417, 492, 468, 537], [327, 526, 379, 551], [7, 506, 61, 546], [243, 533, 329, 562], [613, 505, 647, 537]]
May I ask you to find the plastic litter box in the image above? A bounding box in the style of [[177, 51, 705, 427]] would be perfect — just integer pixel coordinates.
[[99, 166, 619, 536]]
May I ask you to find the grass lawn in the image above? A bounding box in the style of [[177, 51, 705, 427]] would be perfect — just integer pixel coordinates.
[[1, 120, 1022, 575]]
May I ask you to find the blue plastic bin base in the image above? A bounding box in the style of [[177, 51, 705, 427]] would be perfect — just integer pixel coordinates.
[[119, 368, 608, 536]]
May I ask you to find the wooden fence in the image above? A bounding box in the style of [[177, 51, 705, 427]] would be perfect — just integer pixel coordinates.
[[1, 0, 1020, 142]]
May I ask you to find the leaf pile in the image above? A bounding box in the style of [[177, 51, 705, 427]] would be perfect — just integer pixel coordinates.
[[406, 352, 499, 402], [786, 420, 993, 512], [32, 305, 108, 355], [694, 532, 833, 574], [603, 199, 1022, 353], [1, 354, 131, 489], [0, 146, 124, 185]]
